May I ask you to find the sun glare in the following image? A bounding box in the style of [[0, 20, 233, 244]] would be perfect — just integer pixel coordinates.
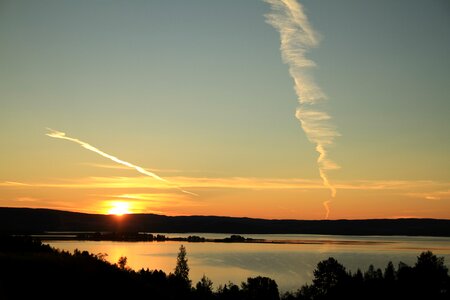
[[108, 201, 130, 216]]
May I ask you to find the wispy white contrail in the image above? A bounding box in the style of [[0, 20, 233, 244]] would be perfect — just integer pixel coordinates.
[[265, 0, 340, 218], [46, 128, 197, 196]]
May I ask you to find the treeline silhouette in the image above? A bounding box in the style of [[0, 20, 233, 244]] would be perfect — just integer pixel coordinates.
[[2, 207, 450, 236], [0, 236, 449, 300], [282, 252, 449, 300]]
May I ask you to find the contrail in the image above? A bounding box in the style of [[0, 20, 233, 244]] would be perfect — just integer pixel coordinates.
[[265, 0, 339, 218], [46, 128, 197, 196]]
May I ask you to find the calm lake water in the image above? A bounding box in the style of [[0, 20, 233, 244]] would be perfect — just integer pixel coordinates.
[[47, 234, 450, 292]]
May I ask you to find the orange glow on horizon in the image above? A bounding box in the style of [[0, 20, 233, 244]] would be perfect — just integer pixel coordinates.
[[2, 175, 450, 220]]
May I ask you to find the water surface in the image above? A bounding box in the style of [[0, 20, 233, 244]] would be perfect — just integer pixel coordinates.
[[47, 234, 450, 292]]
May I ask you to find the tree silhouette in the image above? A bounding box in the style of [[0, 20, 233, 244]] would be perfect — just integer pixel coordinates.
[[384, 261, 396, 281], [170, 243, 192, 299], [293, 284, 316, 300], [117, 256, 128, 270], [414, 251, 449, 298], [364, 264, 382, 281], [196, 274, 214, 299], [242, 276, 280, 300], [312, 257, 349, 297], [174, 245, 190, 285], [217, 282, 243, 300]]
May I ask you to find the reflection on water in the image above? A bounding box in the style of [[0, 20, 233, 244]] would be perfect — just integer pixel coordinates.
[[47, 234, 450, 292]]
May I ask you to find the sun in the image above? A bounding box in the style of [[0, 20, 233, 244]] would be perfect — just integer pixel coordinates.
[[107, 201, 130, 216]]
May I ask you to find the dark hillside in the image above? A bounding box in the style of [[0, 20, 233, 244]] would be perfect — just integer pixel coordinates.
[[1, 207, 449, 236]]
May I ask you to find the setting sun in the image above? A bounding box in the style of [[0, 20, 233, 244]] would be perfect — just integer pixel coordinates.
[[107, 202, 130, 216]]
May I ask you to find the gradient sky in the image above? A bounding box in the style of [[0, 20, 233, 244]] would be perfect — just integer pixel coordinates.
[[1, 0, 449, 219]]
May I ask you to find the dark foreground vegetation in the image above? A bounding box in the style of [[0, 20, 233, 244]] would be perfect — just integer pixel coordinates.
[[0, 236, 449, 300], [1, 207, 450, 236]]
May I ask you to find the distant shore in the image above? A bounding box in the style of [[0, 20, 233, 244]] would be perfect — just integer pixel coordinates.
[[26, 232, 450, 253], [30, 232, 395, 245], [2, 207, 450, 237]]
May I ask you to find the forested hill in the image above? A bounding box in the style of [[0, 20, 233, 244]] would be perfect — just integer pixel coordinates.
[[1, 207, 449, 236]]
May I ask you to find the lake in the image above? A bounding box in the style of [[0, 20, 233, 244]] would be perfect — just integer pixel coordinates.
[[46, 234, 450, 292]]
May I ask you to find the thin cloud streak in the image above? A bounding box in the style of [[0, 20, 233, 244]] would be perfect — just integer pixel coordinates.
[[3, 177, 448, 192], [81, 163, 132, 170], [1, 181, 30, 187], [83, 163, 196, 174], [265, 0, 340, 217], [46, 128, 197, 196], [405, 190, 450, 201], [114, 193, 205, 207]]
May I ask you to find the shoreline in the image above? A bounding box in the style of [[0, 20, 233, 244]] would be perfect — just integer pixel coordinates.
[[29, 232, 449, 247]]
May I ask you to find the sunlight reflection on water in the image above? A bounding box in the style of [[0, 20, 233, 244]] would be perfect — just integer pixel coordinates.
[[47, 234, 450, 292]]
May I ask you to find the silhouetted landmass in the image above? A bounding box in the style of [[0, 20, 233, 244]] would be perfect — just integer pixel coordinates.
[[0, 235, 191, 299], [281, 250, 450, 300], [1, 207, 449, 236], [0, 236, 448, 299]]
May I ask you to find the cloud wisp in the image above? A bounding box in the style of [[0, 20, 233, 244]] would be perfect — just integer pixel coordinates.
[[5, 176, 446, 193], [46, 128, 197, 196], [265, 0, 340, 218]]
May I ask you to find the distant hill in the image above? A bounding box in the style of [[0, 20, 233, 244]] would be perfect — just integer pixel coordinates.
[[1, 207, 449, 236]]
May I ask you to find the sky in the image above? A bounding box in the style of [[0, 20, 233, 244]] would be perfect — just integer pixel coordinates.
[[0, 0, 449, 219]]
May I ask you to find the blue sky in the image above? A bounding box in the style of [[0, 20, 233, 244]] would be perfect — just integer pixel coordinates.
[[0, 0, 449, 218]]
